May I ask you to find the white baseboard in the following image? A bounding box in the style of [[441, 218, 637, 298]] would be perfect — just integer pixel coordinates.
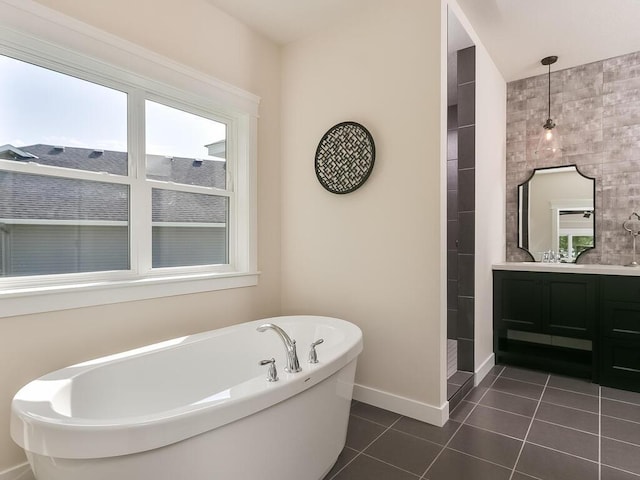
[[0, 463, 34, 480], [353, 383, 448, 427], [474, 353, 495, 387]]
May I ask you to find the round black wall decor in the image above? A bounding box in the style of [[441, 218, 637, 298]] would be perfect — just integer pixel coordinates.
[[314, 121, 375, 194]]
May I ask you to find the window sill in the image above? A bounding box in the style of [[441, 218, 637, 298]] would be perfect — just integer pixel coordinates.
[[0, 271, 260, 318]]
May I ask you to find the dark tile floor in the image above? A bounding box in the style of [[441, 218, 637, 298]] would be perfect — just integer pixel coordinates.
[[447, 370, 473, 399], [324, 365, 640, 480]]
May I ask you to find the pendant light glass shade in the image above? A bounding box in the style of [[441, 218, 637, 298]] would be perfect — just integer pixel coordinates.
[[536, 120, 562, 157], [535, 56, 563, 159]]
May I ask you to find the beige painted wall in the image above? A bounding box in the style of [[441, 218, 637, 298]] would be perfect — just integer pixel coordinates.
[[280, 1, 443, 409], [1, 0, 282, 470]]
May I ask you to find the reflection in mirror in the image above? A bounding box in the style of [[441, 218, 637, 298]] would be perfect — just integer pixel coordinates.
[[623, 212, 640, 267], [518, 165, 595, 262]]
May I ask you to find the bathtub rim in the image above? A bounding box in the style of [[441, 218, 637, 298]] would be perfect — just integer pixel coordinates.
[[11, 315, 363, 460]]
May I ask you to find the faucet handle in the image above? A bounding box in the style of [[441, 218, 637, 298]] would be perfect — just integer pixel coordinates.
[[308, 338, 324, 364], [259, 358, 278, 382]]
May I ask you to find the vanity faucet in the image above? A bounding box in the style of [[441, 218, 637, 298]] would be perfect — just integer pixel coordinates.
[[256, 323, 302, 373]]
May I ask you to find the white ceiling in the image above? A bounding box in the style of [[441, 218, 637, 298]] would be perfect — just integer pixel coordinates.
[[207, 0, 640, 83], [204, 0, 376, 45], [455, 0, 640, 81]]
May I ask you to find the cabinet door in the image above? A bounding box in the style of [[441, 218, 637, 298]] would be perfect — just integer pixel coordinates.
[[494, 271, 543, 333], [543, 274, 596, 339], [601, 338, 640, 392]]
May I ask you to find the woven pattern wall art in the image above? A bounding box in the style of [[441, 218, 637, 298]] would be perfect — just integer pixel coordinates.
[[314, 121, 375, 194]]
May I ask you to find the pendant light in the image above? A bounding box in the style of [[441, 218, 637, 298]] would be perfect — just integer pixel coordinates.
[[535, 55, 563, 158]]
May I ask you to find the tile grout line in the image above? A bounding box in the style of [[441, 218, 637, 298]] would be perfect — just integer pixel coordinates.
[[490, 383, 601, 407], [326, 415, 404, 480], [358, 452, 421, 479], [446, 445, 525, 473], [534, 417, 599, 436], [601, 464, 640, 478], [601, 434, 640, 449], [469, 390, 599, 421], [600, 396, 640, 408], [524, 440, 599, 464], [452, 408, 605, 454], [473, 402, 540, 420], [418, 366, 506, 480], [601, 413, 640, 426], [500, 372, 602, 399], [387, 424, 470, 448], [499, 376, 549, 389], [485, 387, 600, 417], [503, 378, 599, 399], [508, 373, 550, 480], [599, 385, 602, 480], [349, 412, 400, 429], [448, 421, 527, 443]]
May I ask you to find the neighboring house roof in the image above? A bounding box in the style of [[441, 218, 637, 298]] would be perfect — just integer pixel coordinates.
[[0, 144, 227, 224], [0, 144, 38, 160]]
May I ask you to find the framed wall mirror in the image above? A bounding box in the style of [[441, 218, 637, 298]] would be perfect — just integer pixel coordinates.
[[518, 165, 595, 262]]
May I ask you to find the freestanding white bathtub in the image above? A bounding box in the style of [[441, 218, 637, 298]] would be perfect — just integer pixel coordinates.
[[11, 315, 363, 480]]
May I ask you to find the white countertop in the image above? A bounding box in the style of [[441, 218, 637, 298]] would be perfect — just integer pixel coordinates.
[[492, 262, 640, 276]]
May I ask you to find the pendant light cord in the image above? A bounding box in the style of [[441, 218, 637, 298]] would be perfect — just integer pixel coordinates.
[[547, 63, 551, 120], [540, 56, 558, 129]]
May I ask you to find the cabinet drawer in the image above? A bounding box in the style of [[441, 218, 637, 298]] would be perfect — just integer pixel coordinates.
[[602, 276, 640, 302], [600, 338, 640, 392], [603, 301, 640, 339]]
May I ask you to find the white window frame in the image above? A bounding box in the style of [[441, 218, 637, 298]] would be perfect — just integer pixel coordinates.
[[0, 1, 259, 317]]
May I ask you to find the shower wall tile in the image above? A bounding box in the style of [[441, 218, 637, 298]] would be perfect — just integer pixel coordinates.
[[458, 211, 475, 255], [447, 279, 458, 306], [457, 46, 476, 85], [448, 309, 457, 340], [448, 220, 458, 250], [448, 251, 458, 280], [458, 254, 475, 297], [448, 130, 458, 160], [458, 168, 475, 213], [458, 338, 474, 372], [458, 83, 476, 127], [458, 126, 475, 169], [458, 296, 474, 339], [447, 160, 458, 190], [448, 105, 458, 130], [447, 190, 458, 221], [506, 50, 640, 264], [452, 46, 476, 372]]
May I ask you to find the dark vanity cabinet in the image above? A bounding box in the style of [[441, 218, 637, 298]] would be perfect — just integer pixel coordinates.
[[600, 276, 640, 391], [494, 270, 596, 379], [495, 268, 640, 392]]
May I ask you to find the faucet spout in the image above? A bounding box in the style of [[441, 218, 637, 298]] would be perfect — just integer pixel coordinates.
[[256, 323, 302, 373]]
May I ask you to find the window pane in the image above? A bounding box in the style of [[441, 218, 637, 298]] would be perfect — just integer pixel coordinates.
[[0, 172, 129, 277], [146, 100, 227, 189], [152, 189, 228, 268], [0, 55, 128, 175]]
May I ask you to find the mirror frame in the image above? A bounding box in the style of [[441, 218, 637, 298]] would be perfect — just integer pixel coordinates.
[[517, 164, 596, 262]]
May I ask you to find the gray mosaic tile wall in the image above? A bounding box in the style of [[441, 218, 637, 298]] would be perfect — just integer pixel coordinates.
[[506, 51, 640, 265]]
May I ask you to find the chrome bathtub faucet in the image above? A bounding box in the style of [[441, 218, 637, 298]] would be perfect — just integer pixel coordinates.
[[256, 323, 302, 373], [308, 338, 324, 364], [259, 358, 278, 382]]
